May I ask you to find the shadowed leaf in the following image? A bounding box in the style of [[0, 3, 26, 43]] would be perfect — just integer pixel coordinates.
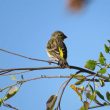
[[46, 95, 57, 110], [96, 90, 104, 100], [94, 99, 103, 106], [99, 79, 105, 87], [104, 44, 109, 53], [88, 84, 94, 93], [106, 92, 110, 102]]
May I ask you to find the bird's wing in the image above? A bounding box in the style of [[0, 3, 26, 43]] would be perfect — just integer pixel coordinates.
[[57, 40, 67, 60], [47, 38, 67, 60]]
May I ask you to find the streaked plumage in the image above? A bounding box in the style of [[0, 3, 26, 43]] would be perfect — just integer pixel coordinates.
[[46, 31, 68, 67]]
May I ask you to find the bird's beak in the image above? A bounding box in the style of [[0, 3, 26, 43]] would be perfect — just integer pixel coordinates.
[[65, 35, 67, 39]]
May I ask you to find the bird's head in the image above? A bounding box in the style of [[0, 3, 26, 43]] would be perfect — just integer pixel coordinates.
[[51, 31, 67, 40]]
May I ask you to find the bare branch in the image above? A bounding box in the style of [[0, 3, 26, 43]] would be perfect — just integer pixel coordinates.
[[0, 48, 57, 64], [0, 66, 61, 75], [89, 104, 110, 109], [3, 102, 19, 110], [0, 65, 109, 81], [55, 70, 82, 110]]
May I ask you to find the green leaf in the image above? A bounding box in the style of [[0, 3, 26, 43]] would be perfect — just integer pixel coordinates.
[[73, 74, 86, 80], [103, 102, 108, 105], [75, 79, 85, 85], [70, 84, 82, 100], [88, 85, 94, 93], [84, 101, 89, 110], [94, 99, 103, 105], [99, 52, 106, 65], [106, 92, 110, 101], [3, 86, 19, 101], [95, 90, 104, 100], [108, 40, 110, 43], [98, 68, 107, 74], [46, 95, 57, 110], [85, 60, 97, 70], [0, 99, 3, 106], [80, 106, 85, 110], [80, 101, 89, 110], [86, 92, 96, 101], [99, 79, 105, 87], [104, 44, 110, 53]]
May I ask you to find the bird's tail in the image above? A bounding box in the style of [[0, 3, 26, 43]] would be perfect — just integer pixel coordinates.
[[58, 58, 69, 68]]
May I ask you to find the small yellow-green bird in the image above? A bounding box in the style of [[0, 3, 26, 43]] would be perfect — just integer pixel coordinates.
[[46, 31, 68, 68]]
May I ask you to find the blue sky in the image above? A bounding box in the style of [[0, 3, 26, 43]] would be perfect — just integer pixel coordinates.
[[0, 0, 110, 110]]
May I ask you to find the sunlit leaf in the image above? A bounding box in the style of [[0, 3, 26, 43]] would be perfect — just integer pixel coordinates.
[[86, 92, 96, 101], [95, 90, 104, 100], [99, 52, 106, 65], [84, 101, 89, 110], [85, 60, 97, 70], [104, 44, 109, 53], [75, 78, 85, 85], [106, 92, 110, 101], [70, 84, 82, 100], [80, 106, 85, 110], [80, 101, 89, 110], [3, 86, 19, 101], [99, 79, 105, 87], [98, 68, 106, 74], [46, 95, 57, 110], [0, 99, 3, 106], [75, 75, 86, 80]]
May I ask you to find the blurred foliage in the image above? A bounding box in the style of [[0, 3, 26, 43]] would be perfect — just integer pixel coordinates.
[[67, 0, 90, 11]]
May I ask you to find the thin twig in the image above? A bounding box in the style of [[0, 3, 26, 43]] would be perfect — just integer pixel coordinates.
[[55, 70, 82, 110], [3, 102, 19, 110], [1, 70, 31, 76], [2, 75, 107, 92], [0, 65, 109, 81], [89, 103, 110, 109], [0, 48, 57, 64], [0, 66, 61, 75]]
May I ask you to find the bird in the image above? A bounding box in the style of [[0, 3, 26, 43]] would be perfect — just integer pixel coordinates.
[[46, 31, 69, 68]]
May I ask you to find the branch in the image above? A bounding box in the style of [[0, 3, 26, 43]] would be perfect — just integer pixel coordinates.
[[0, 65, 109, 81], [2, 74, 110, 92], [89, 103, 110, 109], [0, 48, 57, 64], [55, 70, 82, 110], [0, 66, 60, 75], [3, 102, 19, 110], [0, 48, 109, 80]]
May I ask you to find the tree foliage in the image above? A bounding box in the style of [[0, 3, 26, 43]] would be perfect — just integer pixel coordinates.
[[0, 40, 110, 110]]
